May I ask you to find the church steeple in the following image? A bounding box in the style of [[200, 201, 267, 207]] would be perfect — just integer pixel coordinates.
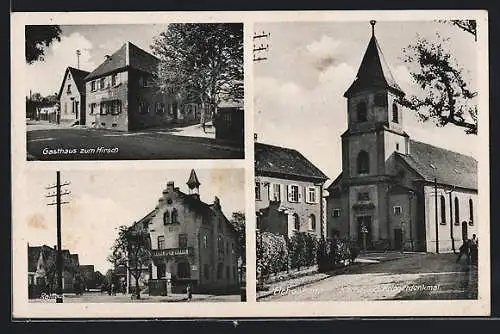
[[344, 21, 404, 98], [186, 169, 201, 196]]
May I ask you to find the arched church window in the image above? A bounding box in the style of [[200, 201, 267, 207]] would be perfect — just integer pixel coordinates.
[[454, 197, 460, 225], [357, 150, 370, 174], [392, 103, 399, 123], [293, 213, 300, 231], [171, 208, 178, 224], [163, 210, 170, 225], [469, 199, 474, 225], [357, 101, 367, 122], [440, 196, 446, 225]]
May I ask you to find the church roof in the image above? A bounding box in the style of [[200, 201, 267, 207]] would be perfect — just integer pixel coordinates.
[[186, 169, 201, 189], [344, 30, 404, 98], [85, 42, 159, 81], [255, 142, 328, 182], [396, 140, 477, 190]]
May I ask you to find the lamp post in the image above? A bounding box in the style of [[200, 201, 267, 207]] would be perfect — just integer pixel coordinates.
[[360, 222, 368, 254], [408, 190, 414, 251]]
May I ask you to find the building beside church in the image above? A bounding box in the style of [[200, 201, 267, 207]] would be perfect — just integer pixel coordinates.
[[325, 22, 478, 253], [57, 67, 90, 125], [84, 42, 200, 131], [255, 142, 329, 239], [136, 169, 240, 295]]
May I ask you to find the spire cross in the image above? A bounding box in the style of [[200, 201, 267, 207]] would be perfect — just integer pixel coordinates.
[[370, 20, 376, 36]]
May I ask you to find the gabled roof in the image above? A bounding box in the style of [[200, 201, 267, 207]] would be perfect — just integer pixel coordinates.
[[85, 42, 159, 81], [255, 142, 328, 182], [396, 139, 477, 190], [57, 67, 90, 99], [344, 33, 404, 98], [28, 245, 54, 273]]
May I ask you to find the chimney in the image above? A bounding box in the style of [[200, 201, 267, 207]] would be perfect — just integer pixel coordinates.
[[213, 196, 221, 209], [254, 133, 258, 142], [166, 181, 175, 193], [104, 55, 111, 60]]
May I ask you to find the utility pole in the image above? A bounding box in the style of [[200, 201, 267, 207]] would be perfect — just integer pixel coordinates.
[[46, 171, 71, 303], [253, 31, 270, 62], [434, 177, 439, 254], [76, 50, 81, 69]]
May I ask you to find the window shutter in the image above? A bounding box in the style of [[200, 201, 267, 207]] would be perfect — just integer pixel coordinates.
[[315, 187, 320, 203], [298, 186, 303, 202], [279, 184, 284, 202], [268, 182, 273, 201], [287, 185, 292, 202]]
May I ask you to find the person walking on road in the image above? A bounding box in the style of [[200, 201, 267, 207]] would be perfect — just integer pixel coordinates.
[[186, 284, 192, 301], [470, 233, 478, 265], [456, 236, 471, 264]]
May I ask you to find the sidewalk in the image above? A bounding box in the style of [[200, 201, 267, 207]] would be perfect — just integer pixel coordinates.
[[151, 121, 215, 139], [257, 251, 409, 300]]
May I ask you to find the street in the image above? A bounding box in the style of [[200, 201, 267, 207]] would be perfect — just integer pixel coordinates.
[[26, 126, 243, 160], [29, 291, 243, 303], [260, 253, 478, 302]]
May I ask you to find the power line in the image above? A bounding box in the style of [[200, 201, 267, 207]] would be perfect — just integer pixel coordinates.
[[253, 31, 270, 62], [45, 171, 71, 303]]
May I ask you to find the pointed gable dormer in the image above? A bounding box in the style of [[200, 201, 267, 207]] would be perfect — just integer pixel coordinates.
[[187, 169, 201, 196], [344, 20, 404, 99]]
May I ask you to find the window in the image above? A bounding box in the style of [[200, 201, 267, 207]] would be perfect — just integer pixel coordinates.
[[255, 182, 261, 200], [101, 100, 122, 115], [163, 210, 169, 225], [469, 199, 474, 225], [307, 187, 317, 203], [454, 197, 460, 225], [333, 209, 341, 218], [91, 81, 96, 91], [171, 209, 178, 224], [203, 234, 208, 249], [396, 143, 400, 151], [89, 103, 97, 115], [217, 263, 223, 280], [440, 196, 447, 225], [157, 236, 165, 250], [393, 206, 402, 215], [271, 183, 281, 202], [293, 213, 300, 231], [157, 263, 166, 279], [178, 233, 188, 248], [288, 185, 300, 202], [111, 73, 118, 86], [374, 93, 387, 107], [392, 103, 399, 123], [156, 102, 165, 114], [309, 214, 316, 230], [139, 102, 150, 114], [204, 264, 210, 280], [99, 77, 106, 90], [358, 192, 370, 201], [217, 235, 224, 256], [67, 84, 71, 94], [99, 103, 107, 115], [357, 150, 370, 174], [177, 262, 190, 278], [357, 101, 367, 122]]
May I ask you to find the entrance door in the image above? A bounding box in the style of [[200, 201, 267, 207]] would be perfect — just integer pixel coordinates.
[[75, 101, 79, 120], [462, 221, 468, 241], [357, 215, 372, 249], [394, 228, 403, 250]]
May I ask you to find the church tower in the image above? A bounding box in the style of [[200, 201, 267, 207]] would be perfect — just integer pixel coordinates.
[[186, 169, 201, 197], [340, 20, 409, 247]]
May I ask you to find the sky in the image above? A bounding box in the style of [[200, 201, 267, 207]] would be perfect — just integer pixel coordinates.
[[25, 168, 246, 273], [254, 21, 480, 184], [25, 24, 170, 96]]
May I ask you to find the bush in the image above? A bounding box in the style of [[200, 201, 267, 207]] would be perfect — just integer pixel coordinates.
[[318, 238, 359, 272], [256, 231, 288, 281]]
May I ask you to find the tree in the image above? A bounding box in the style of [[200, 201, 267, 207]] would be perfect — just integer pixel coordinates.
[[400, 21, 478, 134], [25, 25, 62, 64], [230, 211, 246, 265], [150, 23, 243, 119], [108, 224, 151, 299]]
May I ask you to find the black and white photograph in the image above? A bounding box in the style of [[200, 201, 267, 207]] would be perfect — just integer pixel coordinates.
[[254, 19, 486, 302], [25, 168, 246, 303], [25, 23, 244, 160]]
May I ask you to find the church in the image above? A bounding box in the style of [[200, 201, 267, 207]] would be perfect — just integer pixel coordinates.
[[325, 21, 478, 253]]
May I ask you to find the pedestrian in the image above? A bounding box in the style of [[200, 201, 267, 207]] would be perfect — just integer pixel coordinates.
[[456, 236, 471, 264], [186, 284, 192, 301], [470, 233, 478, 265]]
